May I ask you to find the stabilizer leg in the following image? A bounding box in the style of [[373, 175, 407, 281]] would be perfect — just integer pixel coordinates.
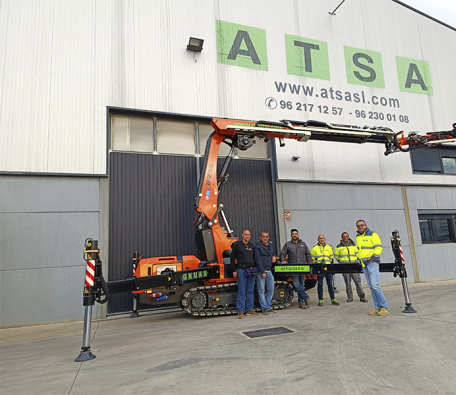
[[130, 295, 140, 318], [401, 277, 417, 313], [75, 239, 101, 362], [130, 252, 140, 318], [75, 306, 96, 361], [391, 230, 417, 314]]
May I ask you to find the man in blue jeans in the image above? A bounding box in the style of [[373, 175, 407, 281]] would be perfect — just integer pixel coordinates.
[[356, 220, 389, 316], [230, 229, 259, 319], [255, 231, 277, 315], [280, 229, 311, 309]]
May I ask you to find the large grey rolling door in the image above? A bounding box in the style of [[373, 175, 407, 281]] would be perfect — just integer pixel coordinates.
[[108, 153, 197, 313], [109, 153, 276, 313]]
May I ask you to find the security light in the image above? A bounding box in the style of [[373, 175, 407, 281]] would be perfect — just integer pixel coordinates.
[[187, 37, 204, 52]]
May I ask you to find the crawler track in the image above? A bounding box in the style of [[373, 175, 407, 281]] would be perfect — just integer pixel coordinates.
[[181, 281, 294, 316]]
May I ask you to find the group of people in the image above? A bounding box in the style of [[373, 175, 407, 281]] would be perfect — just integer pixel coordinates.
[[230, 219, 390, 319]]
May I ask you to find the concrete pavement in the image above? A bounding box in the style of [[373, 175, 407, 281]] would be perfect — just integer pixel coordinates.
[[1, 280, 455, 395]]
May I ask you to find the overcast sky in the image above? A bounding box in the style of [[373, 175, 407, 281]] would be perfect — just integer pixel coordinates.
[[400, 0, 456, 28]]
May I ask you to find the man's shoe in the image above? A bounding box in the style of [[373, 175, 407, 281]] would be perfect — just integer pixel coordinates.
[[304, 299, 310, 309], [347, 297, 353, 303], [377, 307, 390, 316], [368, 308, 380, 315], [246, 310, 259, 316], [360, 296, 368, 303], [331, 299, 340, 306], [318, 300, 324, 306], [267, 309, 277, 314], [237, 312, 244, 319], [298, 303, 304, 308], [262, 308, 269, 315]]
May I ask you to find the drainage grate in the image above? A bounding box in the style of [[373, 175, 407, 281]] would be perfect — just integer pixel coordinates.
[[242, 326, 294, 338]]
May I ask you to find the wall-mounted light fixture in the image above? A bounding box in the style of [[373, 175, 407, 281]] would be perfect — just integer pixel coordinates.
[[187, 37, 204, 52], [292, 156, 301, 160]]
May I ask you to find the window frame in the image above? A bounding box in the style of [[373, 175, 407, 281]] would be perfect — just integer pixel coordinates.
[[410, 146, 456, 175], [418, 213, 456, 244], [442, 157, 456, 174]]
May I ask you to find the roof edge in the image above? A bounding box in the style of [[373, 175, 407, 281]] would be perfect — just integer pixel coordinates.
[[393, 0, 456, 31]]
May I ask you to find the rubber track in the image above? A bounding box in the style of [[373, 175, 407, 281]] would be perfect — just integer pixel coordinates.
[[181, 281, 294, 317]]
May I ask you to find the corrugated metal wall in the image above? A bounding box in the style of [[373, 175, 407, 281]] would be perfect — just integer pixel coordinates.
[[215, 158, 277, 245], [1, 0, 455, 182], [108, 153, 197, 313], [109, 153, 275, 313]]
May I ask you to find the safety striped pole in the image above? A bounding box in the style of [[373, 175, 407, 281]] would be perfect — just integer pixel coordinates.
[[399, 244, 405, 267], [75, 239, 98, 362], [130, 251, 140, 318], [391, 230, 416, 313], [85, 259, 96, 288]]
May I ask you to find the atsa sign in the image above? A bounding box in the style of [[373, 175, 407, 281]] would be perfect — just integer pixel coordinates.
[[216, 20, 433, 96]]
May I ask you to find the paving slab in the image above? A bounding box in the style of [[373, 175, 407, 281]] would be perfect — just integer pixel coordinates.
[[1, 280, 455, 395]]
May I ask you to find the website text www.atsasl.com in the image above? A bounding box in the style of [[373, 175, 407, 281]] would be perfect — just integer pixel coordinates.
[[274, 81, 400, 108]]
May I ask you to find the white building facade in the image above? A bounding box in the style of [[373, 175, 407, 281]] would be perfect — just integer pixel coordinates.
[[1, 0, 455, 327]]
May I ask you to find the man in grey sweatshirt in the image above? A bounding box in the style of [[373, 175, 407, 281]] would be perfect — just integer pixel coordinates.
[[280, 229, 312, 309]]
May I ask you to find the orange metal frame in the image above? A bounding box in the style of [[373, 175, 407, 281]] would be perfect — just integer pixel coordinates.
[[134, 118, 317, 286]]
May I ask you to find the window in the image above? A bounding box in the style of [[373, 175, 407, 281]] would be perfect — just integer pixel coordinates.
[[111, 114, 154, 152], [410, 146, 456, 174], [110, 113, 270, 159], [442, 157, 456, 174], [156, 119, 195, 155], [418, 214, 456, 244]]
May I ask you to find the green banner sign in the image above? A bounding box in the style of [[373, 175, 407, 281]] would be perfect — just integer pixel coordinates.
[[396, 56, 433, 95], [216, 20, 268, 71], [275, 265, 310, 273], [216, 20, 433, 95], [285, 35, 330, 81], [344, 46, 385, 89]]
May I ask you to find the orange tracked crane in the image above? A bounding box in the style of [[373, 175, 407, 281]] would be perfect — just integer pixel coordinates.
[[82, 118, 455, 317], [76, 118, 455, 361]]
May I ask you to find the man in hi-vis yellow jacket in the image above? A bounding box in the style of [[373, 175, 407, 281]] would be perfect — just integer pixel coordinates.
[[311, 235, 340, 307], [356, 220, 389, 316]]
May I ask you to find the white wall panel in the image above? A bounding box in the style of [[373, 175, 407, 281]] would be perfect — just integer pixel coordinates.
[[0, 0, 455, 176]]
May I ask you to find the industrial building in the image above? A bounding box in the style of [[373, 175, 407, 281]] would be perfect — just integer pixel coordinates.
[[1, 0, 455, 327]]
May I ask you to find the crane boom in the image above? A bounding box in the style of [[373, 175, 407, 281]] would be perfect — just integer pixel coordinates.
[[78, 117, 454, 323], [385, 123, 456, 155], [193, 117, 397, 270], [193, 118, 455, 268]]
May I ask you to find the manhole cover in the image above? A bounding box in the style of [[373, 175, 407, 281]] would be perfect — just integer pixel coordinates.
[[242, 326, 294, 338]]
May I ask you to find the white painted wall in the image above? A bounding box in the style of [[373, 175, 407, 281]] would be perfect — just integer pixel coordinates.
[[1, 0, 455, 180]]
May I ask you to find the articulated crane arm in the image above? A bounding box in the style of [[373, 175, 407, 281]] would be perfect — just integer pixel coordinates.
[[192, 118, 397, 271], [385, 123, 456, 156]]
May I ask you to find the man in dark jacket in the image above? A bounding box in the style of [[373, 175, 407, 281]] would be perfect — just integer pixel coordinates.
[[334, 232, 367, 303], [254, 231, 277, 315], [230, 229, 259, 319], [280, 229, 311, 309]]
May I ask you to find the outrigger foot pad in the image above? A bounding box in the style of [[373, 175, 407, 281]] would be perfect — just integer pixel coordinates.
[[402, 305, 417, 313], [75, 350, 96, 362]]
